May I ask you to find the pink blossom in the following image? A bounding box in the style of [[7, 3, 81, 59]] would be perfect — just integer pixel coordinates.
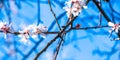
[[63, 0, 87, 17], [0, 22, 11, 39], [18, 24, 48, 43]]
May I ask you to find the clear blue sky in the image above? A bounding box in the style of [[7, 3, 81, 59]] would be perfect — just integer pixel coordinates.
[[0, 0, 120, 60]]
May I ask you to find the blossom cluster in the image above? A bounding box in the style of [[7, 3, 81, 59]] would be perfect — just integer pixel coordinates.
[[63, 0, 87, 18], [108, 22, 120, 40], [0, 21, 48, 44], [0, 22, 11, 38], [108, 22, 120, 33], [18, 24, 48, 43]]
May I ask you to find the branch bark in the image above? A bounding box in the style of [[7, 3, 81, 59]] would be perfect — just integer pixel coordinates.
[[48, 0, 61, 30], [93, 0, 111, 22]]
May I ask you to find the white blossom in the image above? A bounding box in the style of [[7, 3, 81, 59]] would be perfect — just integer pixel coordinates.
[[18, 25, 31, 44], [31, 24, 48, 38], [113, 38, 120, 40], [114, 25, 120, 33], [0, 22, 48, 43], [108, 22, 120, 33], [37, 24, 48, 32], [63, 0, 87, 17], [19, 35, 30, 44], [31, 34, 38, 39], [83, 6, 87, 9], [0, 22, 11, 39], [112, 24, 119, 33], [108, 22, 114, 26], [108, 22, 120, 40], [18, 24, 48, 43], [18, 27, 30, 38], [0, 22, 6, 28]]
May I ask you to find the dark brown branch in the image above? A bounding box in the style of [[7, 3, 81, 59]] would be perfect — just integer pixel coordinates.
[[71, 25, 109, 30], [93, 0, 111, 22], [34, 15, 77, 60], [53, 39, 63, 60], [48, 0, 61, 30], [53, 34, 65, 60], [0, 30, 59, 35], [34, 33, 59, 60], [33, 15, 109, 60], [0, 25, 109, 35]]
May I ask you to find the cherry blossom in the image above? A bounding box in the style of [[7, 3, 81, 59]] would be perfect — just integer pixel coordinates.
[[19, 34, 30, 44], [63, 0, 87, 18], [18, 24, 48, 43], [108, 22, 120, 33], [0, 22, 11, 39], [108, 22, 120, 40], [31, 24, 48, 38], [108, 22, 114, 26]]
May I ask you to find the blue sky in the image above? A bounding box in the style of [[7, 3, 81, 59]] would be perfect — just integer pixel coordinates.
[[0, 0, 120, 60]]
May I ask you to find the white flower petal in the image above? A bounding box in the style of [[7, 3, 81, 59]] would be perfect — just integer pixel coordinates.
[[31, 35, 38, 39], [4, 33, 7, 39], [63, 0, 86, 17], [20, 38, 27, 43], [19, 37, 30, 44], [115, 28, 118, 33], [114, 38, 120, 40], [83, 6, 87, 9], [108, 30, 112, 33], [108, 22, 114, 26], [41, 33, 46, 38]]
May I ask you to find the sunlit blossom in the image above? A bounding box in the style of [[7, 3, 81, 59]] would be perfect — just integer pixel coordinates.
[[63, 0, 87, 17], [18, 24, 48, 43], [108, 22, 120, 40], [0, 22, 11, 39]]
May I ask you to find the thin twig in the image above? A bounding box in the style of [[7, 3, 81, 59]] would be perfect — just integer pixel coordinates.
[[53, 34, 65, 60], [34, 15, 77, 60], [48, 0, 61, 30], [99, 12, 102, 26], [71, 25, 109, 30], [93, 0, 111, 22], [33, 12, 109, 60], [53, 39, 63, 60], [34, 1, 90, 59], [0, 25, 109, 35]]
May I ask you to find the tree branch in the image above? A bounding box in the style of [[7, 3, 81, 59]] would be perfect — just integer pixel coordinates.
[[34, 15, 77, 60], [93, 0, 111, 22], [53, 39, 63, 60], [0, 25, 109, 35], [71, 25, 109, 30], [48, 0, 61, 30]]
